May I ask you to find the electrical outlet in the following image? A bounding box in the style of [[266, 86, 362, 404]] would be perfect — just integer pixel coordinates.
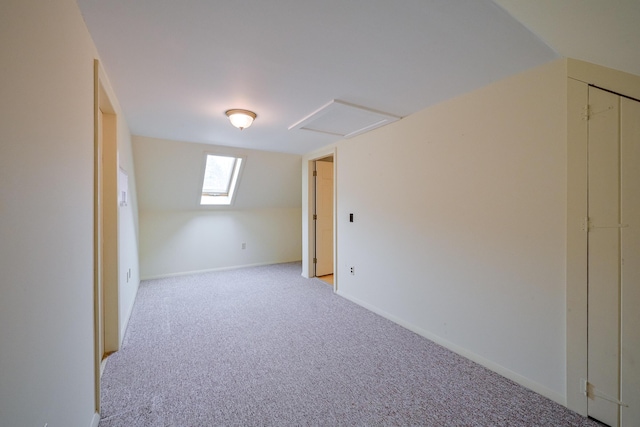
[[241, 242, 246, 250], [350, 266, 355, 275]]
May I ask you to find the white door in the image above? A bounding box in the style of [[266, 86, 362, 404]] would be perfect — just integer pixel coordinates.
[[620, 96, 640, 427], [587, 86, 640, 426], [315, 160, 333, 277]]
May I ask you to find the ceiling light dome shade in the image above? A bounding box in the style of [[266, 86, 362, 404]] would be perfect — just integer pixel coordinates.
[[226, 109, 257, 130]]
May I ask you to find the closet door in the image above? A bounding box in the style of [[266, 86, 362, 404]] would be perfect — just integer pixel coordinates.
[[587, 87, 640, 427], [587, 86, 621, 427], [620, 96, 640, 426]]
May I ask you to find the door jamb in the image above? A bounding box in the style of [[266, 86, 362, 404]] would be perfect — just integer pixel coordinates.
[[93, 59, 120, 412], [313, 156, 335, 280], [302, 148, 337, 290]]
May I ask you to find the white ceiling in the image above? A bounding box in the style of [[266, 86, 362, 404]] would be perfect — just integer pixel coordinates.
[[76, 0, 639, 155], [493, 0, 640, 79]]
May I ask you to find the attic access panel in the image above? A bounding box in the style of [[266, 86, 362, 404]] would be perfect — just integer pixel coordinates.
[[289, 100, 400, 138]]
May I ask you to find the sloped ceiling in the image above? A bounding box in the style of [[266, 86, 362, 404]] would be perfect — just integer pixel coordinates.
[[76, 0, 558, 154], [494, 0, 640, 78], [77, 1, 640, 155]]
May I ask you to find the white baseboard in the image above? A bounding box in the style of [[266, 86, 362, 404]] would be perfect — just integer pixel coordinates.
[[119, 279, 139, 346], [90, 412, 100, 427], [336, 290, 566, 407], [140, 260, 303, 281]]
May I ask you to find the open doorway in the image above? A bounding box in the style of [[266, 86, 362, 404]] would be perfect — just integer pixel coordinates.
[[315, 156, 334, 285], [94, 60, 120, 412], [302, 149, 337, 289]]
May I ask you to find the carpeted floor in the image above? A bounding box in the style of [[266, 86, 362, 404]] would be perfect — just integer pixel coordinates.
[[99, 262, 602, 426]]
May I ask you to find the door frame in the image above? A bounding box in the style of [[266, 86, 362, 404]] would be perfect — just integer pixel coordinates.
[[314, 157, 334, 278], [302, 147, 337, 289], [566, 59, 640, 415], [93, 59, 120, 412]]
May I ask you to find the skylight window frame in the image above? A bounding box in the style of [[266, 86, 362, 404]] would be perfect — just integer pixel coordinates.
[[198, 152, 245, 207]]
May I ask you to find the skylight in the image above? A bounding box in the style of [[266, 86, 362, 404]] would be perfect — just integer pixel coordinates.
[[200, 154, 243, 206]]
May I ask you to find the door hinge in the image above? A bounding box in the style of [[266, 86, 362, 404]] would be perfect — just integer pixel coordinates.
[[586, 217, 629, 231], [313, 170, 317, 177], [582, 104, 614, 121], [313, 214, 317, 220], [313, 258, 317, 264], [581, 379, 628, 407]]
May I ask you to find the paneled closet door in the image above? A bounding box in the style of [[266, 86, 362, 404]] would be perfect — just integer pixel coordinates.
[[587, 86, 621, 427], [620, 96, 640, 426], [587, 87, 639, 427]]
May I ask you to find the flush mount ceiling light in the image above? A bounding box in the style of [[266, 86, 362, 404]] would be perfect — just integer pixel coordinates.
[[225, 109, 257, 130]]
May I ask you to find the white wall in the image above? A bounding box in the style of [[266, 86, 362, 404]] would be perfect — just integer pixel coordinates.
[[328, 59, 568, 403], [134, 136, 302, 279], [140, 209, 301, 279], [116, 114, 141, 342], [0, 1, 140, 425]]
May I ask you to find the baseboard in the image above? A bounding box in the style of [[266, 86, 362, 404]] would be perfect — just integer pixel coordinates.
[[140, 260, 303, 281], [336, 290, 566, 407], [90, 412, 100, 427], [119, 279, 140, 346]]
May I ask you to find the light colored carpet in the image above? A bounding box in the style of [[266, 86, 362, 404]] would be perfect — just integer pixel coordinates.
[[99, 262, 601, 426]]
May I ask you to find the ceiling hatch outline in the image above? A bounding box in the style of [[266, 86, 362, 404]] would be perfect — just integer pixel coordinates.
[[288, 100, 401, 138]]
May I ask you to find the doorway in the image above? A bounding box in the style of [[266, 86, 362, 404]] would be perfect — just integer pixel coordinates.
[[315, 157, 334, 283], [94, 60, 120, 412], [585, 86, 639, 427]]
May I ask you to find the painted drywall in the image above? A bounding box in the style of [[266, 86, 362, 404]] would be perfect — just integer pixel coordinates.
[[115, 107, 141, 344], [0, 1, 140, 425], [326, 59, 568, 402], [134, 136, 302, 278], [139, 209, 302, 279], [133, 136, 301, 211]]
